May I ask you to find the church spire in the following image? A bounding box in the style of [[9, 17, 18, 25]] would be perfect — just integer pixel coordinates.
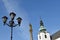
[[38, 19, 51, 40], [40, 19, 44, 26], [40, 19, 46, 32]]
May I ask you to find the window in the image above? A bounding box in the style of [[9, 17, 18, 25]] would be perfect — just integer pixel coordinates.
[[45, 35, 47, 38], [39, 36, 41, 39], [50, 36, 52, 40]]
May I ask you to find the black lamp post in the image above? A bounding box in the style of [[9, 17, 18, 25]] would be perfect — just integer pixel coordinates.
[[2, 12, 22, 40]]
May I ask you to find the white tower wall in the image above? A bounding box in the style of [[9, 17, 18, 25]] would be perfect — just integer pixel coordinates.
[[38, 32, 51, 40]]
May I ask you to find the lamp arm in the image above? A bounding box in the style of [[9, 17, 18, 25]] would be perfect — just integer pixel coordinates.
[[6, 23, 19, 27], [6, 23, 10, 27], [13, 24, 18, 27]]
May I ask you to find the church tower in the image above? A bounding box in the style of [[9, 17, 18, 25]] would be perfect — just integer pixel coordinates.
[[38, 19, 51, 40]]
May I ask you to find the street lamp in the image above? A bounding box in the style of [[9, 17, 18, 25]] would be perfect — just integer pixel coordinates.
[[2, 12, 22, 40], [2, 16, 8, 25], [16, 17, 22, 26], [10, 12, 16, 20]]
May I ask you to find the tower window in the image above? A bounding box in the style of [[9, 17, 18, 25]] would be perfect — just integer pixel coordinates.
[[39, 36, 41, 39], [50, 36, 52, 40], [45, 35, 47, 38]]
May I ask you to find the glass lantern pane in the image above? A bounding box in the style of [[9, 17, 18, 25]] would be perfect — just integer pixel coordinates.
[[10, 14, 14, 19], [2, 18, 7, 22]]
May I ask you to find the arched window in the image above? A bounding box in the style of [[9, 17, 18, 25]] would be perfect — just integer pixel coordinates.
[[39, 36, 41, 39], [50, 36, 52, 40], [45, 35, 47, 38]]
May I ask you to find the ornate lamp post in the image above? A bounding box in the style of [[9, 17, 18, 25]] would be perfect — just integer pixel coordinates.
[[2, 12, 22, 40]]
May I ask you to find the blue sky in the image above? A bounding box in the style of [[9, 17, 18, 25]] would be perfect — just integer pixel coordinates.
[[0, 0, 60, 40]]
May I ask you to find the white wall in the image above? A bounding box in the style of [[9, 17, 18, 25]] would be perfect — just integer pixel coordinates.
[[38, 32, 51, 40]]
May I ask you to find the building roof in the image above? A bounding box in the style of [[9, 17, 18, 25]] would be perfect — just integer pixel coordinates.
[[52, 30, 60, 40]]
